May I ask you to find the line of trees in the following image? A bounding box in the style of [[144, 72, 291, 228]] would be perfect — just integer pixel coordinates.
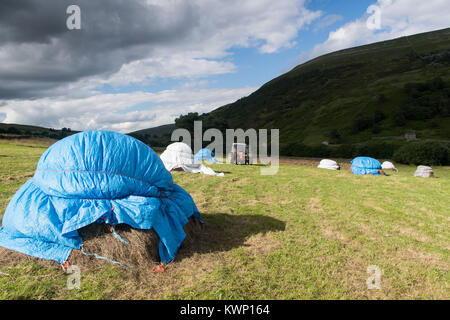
[[0, 126, 74, 139]]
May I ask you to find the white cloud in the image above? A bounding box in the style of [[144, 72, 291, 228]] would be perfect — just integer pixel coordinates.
[[0, 86, 257, 133], [0, 0, 321, 97], [0, 0, 321, 131], [300, 0, 450, 62], [313, 14, 343, 32], [105, 0, 322, 85], [104, 55, 237, 86]]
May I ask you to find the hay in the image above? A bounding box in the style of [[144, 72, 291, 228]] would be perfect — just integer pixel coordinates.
[[68, 223, 160, 270], [0, 218, 203, 272], [414, 165, 434, 178]]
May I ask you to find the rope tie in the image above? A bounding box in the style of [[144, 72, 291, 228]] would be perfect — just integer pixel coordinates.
[[110, 225, 130, 245], [80, 245, 134, 269]]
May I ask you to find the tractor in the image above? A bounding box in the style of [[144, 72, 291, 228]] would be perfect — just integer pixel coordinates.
[[227, 143, 254, 165]]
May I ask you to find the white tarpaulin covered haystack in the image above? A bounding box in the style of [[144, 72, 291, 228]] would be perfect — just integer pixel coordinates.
[[381, 161, 398, 172], [414, 165, 434, 178], [160, 142, 224, 176], [317, 159, 340, 170]]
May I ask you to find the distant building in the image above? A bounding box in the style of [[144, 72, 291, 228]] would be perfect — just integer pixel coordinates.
[[405, 133, 417, 141]]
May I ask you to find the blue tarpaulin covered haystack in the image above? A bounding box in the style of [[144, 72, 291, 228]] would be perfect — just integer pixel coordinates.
[[351, 157, 382, 176], [0, 130, 200, 264], [194, 148, 219, 163]]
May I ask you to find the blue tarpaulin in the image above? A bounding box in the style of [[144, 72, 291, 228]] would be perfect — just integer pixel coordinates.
[[0, 130, 200, 264], [194, 148, 219, 163], [351, 157, 382, 176]]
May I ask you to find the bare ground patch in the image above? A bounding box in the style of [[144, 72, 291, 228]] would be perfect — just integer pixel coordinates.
[[243, 233, 281, 257], [387, 247, 450, 271], [279, 157, 352, 171], [309, 197, 351, 245], [393, 225, 434, 244]]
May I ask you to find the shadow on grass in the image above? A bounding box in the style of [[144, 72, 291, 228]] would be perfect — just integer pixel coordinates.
[[177, 212, 286, 260]]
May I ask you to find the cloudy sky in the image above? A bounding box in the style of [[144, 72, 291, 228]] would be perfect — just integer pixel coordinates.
[[0, 0, 449, 132]]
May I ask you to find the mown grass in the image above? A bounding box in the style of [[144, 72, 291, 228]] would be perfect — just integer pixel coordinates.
[[0, 140, 449, 299]]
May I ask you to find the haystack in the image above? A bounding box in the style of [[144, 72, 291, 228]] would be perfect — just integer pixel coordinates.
[[160, 142, 224, 176], [0, 130, 202, 270], [351, 157, 383, 176], [414, 165, 434, 178], [195, 148, 220, 163], [381, 161, 398, 172], [317, 159, 340, 170]]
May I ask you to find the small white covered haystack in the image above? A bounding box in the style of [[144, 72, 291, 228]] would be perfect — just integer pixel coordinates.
[[381, 161, 398, 172], [160, 142, 224, 176], [317, 159, 340, 170], [414, 165, 434, 178]]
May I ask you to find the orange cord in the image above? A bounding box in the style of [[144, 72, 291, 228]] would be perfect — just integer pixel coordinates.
[[150, 261, 173, 273], [61, 261, 70, 271]]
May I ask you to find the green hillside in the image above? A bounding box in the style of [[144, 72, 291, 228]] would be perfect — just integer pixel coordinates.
[[0, 123, 77, 140], [128, 124, 175, 147], [129, 123, 175, 136], [187, 28, 450, 157]]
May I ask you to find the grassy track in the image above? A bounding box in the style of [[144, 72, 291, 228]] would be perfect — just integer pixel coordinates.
[[0, 140, 448, 299]]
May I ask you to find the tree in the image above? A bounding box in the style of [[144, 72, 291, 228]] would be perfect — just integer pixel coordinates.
[[373, 110, 386, 123], [352, 113, 373, 133], [431, 76, 445, 90], [202, 114, 228, 133], [174, 112, 200, 133], [329, 129, 341, 144], [377, 94, 387, 104], [394, 110, 406, 126], [6, 127, 21, 134], [371, 124, 381, 134], [393, 142, 449, 166]]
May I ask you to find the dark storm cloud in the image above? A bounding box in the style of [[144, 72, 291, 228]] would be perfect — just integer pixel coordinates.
[[0, 1, 67, 44], [0, 0, 199, 99]]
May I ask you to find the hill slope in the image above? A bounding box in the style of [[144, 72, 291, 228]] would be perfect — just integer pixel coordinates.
[[127, 124, 175, 147], [128, 123, 175, 137], [0, 123, 77, 140], [204, 28, 450, 152]]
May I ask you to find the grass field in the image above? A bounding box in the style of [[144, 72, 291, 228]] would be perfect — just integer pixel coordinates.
[[0, 140, 449, 299]]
